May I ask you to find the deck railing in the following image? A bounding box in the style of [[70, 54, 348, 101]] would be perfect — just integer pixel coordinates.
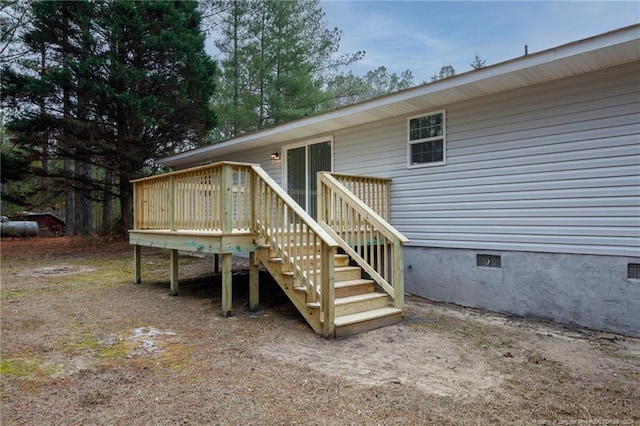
[[318, 172, 408, 309], [251, 165, 338, 336], [132, 162, 338, 336], [328, 173, 391, 221], [132, 162, 253, 232]]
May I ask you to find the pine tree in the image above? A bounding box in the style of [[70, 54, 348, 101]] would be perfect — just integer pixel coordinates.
[[470, 54, 487, 70], [2, 0, 217, 235], [325, 66, 415, 108], [95, 0, 218, 233], [206, 0, 363, 140], [430, 65, 456, 82], [0, 0, 32, 63], [209, 0, 254, 140]]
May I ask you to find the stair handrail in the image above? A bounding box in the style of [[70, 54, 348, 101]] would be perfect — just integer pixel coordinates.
[[318, 172, 409, 309], [251, 165, 338, 337], [325, 172, 391, 221]]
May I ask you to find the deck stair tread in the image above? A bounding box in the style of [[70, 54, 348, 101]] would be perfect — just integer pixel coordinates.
[[257, 243, 323, 256], [334, 307, 403, 327], [131, 163, 406, 338], [269, 254, 349, 263], [335, 292, 387, 305], [335, 279, 375, 289], [307, 292, 387, 308], [256, 232, 402, 337], [281, 265, 361, 276], [257, 242, 321, 247], [257, 243, 322, 249]]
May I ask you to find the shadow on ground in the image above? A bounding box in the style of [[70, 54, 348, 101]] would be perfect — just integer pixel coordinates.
[[143, 268, 302, 320]]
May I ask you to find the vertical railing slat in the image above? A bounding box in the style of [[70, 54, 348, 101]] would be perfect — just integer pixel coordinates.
[[133, 163, 258, 233], [133, 163, 339, 335], [317, 172, 407, 308], [329, 173, 391, 222], [169, 175, 175, 231], [221, 164, 233, 234]]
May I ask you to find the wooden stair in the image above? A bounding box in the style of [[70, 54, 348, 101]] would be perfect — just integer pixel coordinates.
[[256, 244, 403, 337]]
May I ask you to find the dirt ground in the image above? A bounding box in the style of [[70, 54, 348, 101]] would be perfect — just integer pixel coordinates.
[[1, 237, 638, 425]]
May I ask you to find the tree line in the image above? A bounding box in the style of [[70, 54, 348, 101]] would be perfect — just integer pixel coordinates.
[[2, 0, 216, 235], [1, 0, 486, 237]]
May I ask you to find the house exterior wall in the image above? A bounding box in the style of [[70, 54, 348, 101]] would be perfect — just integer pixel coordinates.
[[332, 61, 640, 336], [187, 142, 284, 184], [333, 61, 639, 258], [191, 61, 640, 335]]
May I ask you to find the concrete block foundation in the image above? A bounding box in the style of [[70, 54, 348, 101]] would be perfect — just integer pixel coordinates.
[[404, 247, 640, 337]]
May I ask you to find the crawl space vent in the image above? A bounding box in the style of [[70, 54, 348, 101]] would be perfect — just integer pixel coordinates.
[[628, 263, 640, 280], [477, 254, 501, 268]]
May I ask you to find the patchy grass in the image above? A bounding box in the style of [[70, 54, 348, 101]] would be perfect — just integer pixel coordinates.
[[68, 336, 129, 359], [1, 357, 60, 378], [1, 237, 639, 425]]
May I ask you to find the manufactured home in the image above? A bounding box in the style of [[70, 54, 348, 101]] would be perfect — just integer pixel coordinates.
[[131, 25, 640, 337]]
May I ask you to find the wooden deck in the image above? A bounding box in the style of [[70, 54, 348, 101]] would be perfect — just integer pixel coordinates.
[[129, 229, 257, 254], [130, 162, 407, 337]]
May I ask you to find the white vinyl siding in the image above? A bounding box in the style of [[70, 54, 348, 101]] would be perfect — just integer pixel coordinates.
[[334, 61, 640, 257], [183, 145, 284, 185]]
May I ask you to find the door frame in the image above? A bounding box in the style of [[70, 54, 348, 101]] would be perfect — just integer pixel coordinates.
[[282, 135, 334, 214]]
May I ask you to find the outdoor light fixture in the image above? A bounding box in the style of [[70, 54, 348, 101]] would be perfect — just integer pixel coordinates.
[[270, 152, 280, 160]]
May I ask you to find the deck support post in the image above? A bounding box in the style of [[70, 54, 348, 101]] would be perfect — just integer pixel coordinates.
[[249, 251, 259, 311], [321, 243, 335, 338], [170, 249, 179, 296], [393, 243, 404, 309], [221, 253, 233, 317], [133, 245, 141, 284], [220, 164, 234, 317]]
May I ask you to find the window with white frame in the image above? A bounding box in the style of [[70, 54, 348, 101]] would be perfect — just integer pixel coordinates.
[[408, 110, 446, 167]]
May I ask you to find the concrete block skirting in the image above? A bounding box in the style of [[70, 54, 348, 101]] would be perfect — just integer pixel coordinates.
[[404, 247, 640, 337]]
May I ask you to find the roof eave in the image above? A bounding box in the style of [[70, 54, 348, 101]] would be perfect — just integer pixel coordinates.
[[160, 24, 640, 168]]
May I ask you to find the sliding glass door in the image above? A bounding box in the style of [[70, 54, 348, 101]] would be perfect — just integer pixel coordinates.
[[285, 139, 332, 218]]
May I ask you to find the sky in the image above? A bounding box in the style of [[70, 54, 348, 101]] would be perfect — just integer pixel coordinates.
[[317, 1, 640, 83]]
